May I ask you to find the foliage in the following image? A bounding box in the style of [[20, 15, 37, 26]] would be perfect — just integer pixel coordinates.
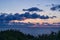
[[0, 30, 60, 40]]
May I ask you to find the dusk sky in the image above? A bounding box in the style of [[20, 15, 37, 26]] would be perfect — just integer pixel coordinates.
[[0, 0, 60, 24]]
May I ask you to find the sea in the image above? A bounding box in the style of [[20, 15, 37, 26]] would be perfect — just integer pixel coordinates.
[[0, 25, 60, 36]]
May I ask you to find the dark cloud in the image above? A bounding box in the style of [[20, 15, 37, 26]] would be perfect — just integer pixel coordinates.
[[0, 12, 56, 22], [50, 5, 60, 11], [23, 7, 43, 12], [50, 16, 57, 19], [19, 12, 49, 19]]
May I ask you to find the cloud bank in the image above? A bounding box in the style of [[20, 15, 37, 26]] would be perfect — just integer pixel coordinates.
[[0, 12, 56, 22]]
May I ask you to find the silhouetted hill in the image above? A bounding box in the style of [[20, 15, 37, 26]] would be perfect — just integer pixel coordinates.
[[0, 30, 36, 40], [0, 30, 60, 40]]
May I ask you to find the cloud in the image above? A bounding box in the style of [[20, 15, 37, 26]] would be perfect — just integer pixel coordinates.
[[0, 12, 56, 22], [50, 4, 60, 11], [50, 16, 57, 19], [23, 7, 43, 12], [20, 12, 49, 19]]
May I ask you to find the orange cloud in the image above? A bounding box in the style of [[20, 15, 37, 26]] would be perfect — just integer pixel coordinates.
[[10, 18, 60, 24]]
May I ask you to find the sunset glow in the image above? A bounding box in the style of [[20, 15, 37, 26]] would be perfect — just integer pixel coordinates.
[[10, 18, 60, 24]]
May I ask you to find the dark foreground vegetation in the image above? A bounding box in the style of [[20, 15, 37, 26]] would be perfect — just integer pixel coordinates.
[[0, 30, 60, 40]]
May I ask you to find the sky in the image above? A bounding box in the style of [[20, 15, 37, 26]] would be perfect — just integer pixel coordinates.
[[0, 0, 60, 24]]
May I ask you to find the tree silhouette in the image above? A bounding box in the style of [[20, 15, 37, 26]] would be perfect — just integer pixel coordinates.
[[0, 30, 60, 40]]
